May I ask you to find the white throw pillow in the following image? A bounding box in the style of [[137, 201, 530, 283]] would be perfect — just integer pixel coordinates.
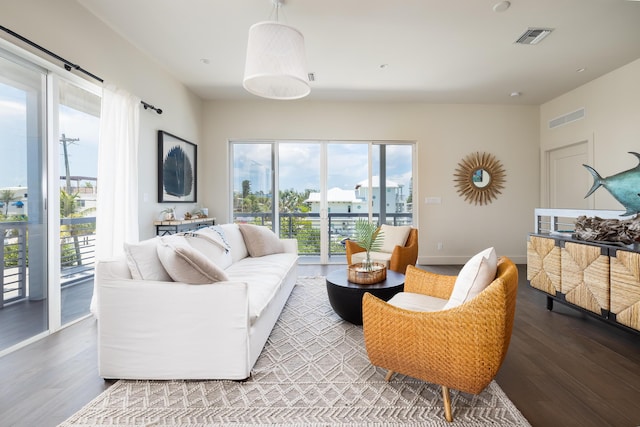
[[156, 235, 229, 284], [183, 226, 233, 270], [220, 223, 249, 262], [238, 224, 284, 257], [443, 247, 497, 310], [123, 237, 172, 281], [379, 224, 412, 254]]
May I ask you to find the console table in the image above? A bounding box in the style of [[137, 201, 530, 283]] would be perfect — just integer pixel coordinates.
[[153, 217, 215, 236], [527, 232, 640, 334]]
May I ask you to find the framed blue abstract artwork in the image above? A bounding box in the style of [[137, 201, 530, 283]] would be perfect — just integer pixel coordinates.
[[158, 130, 197, 203]]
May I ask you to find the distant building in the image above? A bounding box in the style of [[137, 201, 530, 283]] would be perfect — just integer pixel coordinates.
[[0, 186, 28, 216], [0, 176, 97, 217], [354, 176, 406, 213], [305, 176, 407, 214], [305, 187, 364, 214]]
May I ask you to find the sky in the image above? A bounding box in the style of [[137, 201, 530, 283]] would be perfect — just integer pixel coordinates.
[[0, 83, 99, 190], [234, 142, 412, 194]]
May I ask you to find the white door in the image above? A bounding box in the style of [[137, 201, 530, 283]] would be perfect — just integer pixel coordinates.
[[548, 142, 591, 208]]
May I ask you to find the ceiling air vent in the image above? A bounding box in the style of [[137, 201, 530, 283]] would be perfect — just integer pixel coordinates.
[[549, 108, 585, 129], [515, 28, 554, 45]]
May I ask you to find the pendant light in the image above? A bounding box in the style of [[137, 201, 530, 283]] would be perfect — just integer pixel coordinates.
[[243, 0, 310, 100]]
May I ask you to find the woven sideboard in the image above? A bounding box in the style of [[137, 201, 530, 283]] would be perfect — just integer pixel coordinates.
[[527, 233, 640, 334]]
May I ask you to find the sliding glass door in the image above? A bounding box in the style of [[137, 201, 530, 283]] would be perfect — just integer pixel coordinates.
[[0, 44, 101, 354], [231, 140, 414, 264], [0, 50, 48, 352], [57, 80, 100, 326]]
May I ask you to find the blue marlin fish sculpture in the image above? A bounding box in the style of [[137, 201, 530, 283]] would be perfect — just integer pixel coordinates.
[[583, 152, 640, 216]]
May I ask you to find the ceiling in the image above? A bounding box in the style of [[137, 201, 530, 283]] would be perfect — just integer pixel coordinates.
[[76, 0, 640, 105]]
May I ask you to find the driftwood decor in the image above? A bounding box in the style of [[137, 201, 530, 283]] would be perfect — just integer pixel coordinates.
[[574, 215, 640, 244], [453, 152, 506, 205]]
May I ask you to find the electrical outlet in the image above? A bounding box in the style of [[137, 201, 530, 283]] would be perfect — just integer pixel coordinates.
[[437, 242, 443, 251]]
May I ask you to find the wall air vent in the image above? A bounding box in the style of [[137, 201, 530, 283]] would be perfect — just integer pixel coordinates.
[[549, 108, 585, 129], [515, 28, 554, 45]]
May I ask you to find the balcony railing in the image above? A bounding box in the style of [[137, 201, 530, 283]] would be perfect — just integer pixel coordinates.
[[233, 212, 413, 257], [1, 217, 96, 308], [0, 221, 27, 307], [2, 213, 413, 307]]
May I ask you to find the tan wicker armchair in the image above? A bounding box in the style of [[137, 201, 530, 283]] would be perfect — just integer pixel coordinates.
[[362, 256, 518, 422], [345, 227, 418, 274]]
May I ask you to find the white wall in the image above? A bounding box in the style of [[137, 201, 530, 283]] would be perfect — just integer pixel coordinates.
[[2, 0, 544, 262], [202, 101, 539, 264], [540, 58, 640, 210], [2, 0, 204, 240]]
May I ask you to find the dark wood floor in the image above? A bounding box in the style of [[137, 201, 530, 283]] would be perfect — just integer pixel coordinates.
[[0, 280, 93, 351], [0, 264, 638, 427]]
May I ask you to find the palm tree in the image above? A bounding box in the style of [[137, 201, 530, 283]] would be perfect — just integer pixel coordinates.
[[0, 189, 20, 216]]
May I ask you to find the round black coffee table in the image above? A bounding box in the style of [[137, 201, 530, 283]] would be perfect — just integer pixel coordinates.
[[326, 268, 405, 325]]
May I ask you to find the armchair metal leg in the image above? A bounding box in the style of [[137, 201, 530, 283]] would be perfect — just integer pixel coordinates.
[[442, 385, 453, 422], [384, 370, 394, 382]]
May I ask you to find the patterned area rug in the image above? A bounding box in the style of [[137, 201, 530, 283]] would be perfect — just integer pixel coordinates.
[[60, 277, 531, 427]]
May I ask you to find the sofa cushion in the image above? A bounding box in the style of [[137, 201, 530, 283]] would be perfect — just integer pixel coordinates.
[[226, 253, 297, 323], [123, 237, 172, 281], [379, 224, 412, 253], [157, 235, 229, 284], [239, 224, 284, 257], [443, 247, 497, 310], [184, 226, 233, 270], [220, 223, 249, 263]]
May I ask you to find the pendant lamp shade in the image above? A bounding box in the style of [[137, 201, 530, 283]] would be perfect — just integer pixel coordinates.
[[243, 21, 310, 100]]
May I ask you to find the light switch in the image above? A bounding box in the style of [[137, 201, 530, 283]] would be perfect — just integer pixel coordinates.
[[425, 197, 441, 204]]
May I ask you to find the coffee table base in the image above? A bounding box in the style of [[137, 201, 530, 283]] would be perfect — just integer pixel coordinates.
[[326, 269, 405, 325]]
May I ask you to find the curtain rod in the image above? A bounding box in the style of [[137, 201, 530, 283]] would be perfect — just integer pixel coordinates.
[[0, 25, 163, 114]]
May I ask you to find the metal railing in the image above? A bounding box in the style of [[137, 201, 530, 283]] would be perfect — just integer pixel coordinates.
[[0, 222, 27, 307], [1, 217, 96, 307], [60, 217, 96, 285], [233, 212, 413, 257], [2, 212, 413, 306]]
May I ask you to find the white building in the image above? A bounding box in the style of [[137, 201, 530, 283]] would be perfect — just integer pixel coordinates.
[[0, 177, 97, 217], [305, 176, 407, 214], [305, 187, 364, 214]]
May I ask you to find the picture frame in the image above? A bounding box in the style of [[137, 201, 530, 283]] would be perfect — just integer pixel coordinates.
[[158, 130, 197, 203]]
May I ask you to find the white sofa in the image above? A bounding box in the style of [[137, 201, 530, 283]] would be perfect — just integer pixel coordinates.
[[96, 223, 298, 380]]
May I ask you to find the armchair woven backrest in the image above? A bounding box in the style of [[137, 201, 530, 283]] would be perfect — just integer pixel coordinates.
[[346, 227, 419, 274], [363, 256, 518, 395]]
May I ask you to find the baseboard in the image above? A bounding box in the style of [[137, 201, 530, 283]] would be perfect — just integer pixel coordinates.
[[419, 255, 527, 265]]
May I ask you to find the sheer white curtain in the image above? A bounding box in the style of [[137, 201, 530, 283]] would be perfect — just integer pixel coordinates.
[[91, 85, 140, 314]]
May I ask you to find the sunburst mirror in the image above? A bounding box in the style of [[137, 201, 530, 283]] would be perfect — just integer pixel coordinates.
[[453, 152, 506, 205]]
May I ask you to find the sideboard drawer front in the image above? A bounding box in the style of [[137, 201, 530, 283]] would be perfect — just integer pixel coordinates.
[[561, 242, 610, 314], [610, 250, 640, 331], [527, 236, 560, 295]]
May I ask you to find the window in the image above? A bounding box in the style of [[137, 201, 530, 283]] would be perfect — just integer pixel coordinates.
[[231, 140, 414, 263]]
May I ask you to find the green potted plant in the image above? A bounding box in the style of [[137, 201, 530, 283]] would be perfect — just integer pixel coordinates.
[[348, 219, 387, 284], [353, 219, 384, 271]]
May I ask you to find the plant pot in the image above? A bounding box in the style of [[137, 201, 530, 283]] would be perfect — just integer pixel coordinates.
[[347, 262, 387, 284]]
